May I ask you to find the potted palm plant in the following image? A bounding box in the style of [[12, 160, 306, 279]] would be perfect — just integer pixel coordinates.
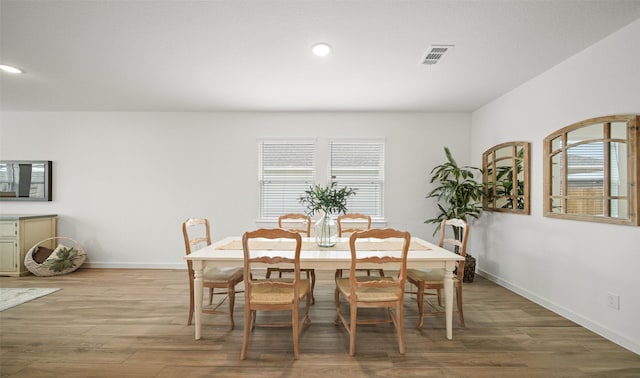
[[425, 147, 485, 282], [299, 182, 355, 247]]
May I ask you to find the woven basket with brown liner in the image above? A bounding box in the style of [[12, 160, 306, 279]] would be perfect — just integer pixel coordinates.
[[24, 237, 86, 277]]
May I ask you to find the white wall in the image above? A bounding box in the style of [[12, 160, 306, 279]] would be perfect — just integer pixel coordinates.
[[471, 19, 640, 354], [0, 111, 470, 267]]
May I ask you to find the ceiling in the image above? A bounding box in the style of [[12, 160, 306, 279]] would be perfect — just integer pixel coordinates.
[[2, 0, 640, 112]]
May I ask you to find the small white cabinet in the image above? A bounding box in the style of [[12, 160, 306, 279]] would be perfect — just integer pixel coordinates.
[[0, 214, 57, 276]]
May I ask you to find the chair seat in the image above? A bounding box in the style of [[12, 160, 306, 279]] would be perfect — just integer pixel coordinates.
[[336, 277, 399, 302], [203, 266, 243, 283], [407, 268, 458, 284], [249, 279, 310, 305]]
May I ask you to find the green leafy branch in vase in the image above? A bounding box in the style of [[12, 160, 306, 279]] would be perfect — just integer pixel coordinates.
[[299, 182, 356, 216], [299, 182, 356, 246]]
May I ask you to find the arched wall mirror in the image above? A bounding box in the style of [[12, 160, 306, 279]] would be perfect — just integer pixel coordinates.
[[543, 114, 639, 225], [483, 142, 530, 214]]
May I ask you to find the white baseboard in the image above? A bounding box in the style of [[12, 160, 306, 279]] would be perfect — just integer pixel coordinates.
[[476, 269, 640, 355]]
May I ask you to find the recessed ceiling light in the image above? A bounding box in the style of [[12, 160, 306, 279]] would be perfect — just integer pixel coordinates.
[[311, 43, 332, 57], [0, 64, 23, 74]]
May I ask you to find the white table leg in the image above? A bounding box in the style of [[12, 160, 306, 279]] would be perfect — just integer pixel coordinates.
[[443, 261, 455, 340], [192, 260, 204, 340]]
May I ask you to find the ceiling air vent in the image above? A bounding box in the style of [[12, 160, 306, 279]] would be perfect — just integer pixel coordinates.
[[421, 44, 454, 65]]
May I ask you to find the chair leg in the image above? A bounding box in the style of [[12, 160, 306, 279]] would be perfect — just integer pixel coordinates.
[[292, 304, 300, 360], [436, 288, 443, 307], [228, 285, 236, 330], [304, 287, 312, 326], [240, 306, 251, 360], [187, 306, 194, 326], [209, 288, 214, 305], [397, 302, 405, 354], [309, 270, 316, 305], [417, 281, 425, 330], [334, 285, 341, 325], [187, 277, 195, 326], [349, 304, 357, 356], [456, 285, 465, 327]]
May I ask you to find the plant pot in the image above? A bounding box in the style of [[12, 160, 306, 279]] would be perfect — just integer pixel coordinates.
[[463, 254, 476, 283]]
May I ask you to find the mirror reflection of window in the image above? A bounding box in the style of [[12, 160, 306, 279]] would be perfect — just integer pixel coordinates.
[[0, 161, 52, 201], [543, 115, 639, 225], [483, 141, 530, 214]]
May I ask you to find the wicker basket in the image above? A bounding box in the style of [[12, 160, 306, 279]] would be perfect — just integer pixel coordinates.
[[24, 237, 86, 277]]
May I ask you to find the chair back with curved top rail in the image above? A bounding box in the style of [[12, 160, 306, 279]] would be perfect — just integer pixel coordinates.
[[334, 228, 410, 356], [335, 213, 383, 278], [241, 228, 311, 360], [265, 213, 316, 304], [337, 213, 371, 236]]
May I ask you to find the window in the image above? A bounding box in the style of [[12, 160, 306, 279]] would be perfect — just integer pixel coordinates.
[[329, 140, 385, 219], [543, 114, 639, 225], [482, 142, 530, 214], [259, 140, 315, 219], [258, 139, 386, 221]]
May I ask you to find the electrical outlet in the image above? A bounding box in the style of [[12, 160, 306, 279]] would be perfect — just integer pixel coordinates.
[[606, 293, 620, 310]]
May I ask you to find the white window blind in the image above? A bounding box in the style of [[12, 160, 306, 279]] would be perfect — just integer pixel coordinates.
[[329, 140, 385, 219], [259, 140, 315, 219], [566, 142, 604, 188]]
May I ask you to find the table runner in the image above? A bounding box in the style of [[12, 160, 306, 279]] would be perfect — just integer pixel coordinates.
[[217, 239, 431, 251]]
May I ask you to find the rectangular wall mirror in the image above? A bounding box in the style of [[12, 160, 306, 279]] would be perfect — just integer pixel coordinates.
[[0, 161, 53, 201]]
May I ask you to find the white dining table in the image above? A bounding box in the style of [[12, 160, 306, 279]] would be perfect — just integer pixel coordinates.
[[185, 236, 464, 340]]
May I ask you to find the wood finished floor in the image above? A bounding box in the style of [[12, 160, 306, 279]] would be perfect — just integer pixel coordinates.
[[1, 268, 639, 377]]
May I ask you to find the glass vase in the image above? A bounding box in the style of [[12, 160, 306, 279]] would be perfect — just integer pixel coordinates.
[[315, 213, 338, 247]]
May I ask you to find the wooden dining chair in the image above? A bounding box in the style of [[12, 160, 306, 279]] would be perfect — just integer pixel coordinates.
[[266, 213, 316, 304], [182, 218, 243, 329], [406, 218, 469, 329], [335, 213, 384, 278], [334, 228, 411, 356], [240, 228, 312, 360]]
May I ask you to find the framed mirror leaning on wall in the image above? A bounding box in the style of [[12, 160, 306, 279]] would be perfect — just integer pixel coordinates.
[[0, 161, 53, 201], [483, 142, 530, 214], [543, 115, 639, 226]]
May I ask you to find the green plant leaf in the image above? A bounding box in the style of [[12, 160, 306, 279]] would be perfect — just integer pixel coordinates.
[[46, 247, 81, 273], [425, 147, 485, 232]]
